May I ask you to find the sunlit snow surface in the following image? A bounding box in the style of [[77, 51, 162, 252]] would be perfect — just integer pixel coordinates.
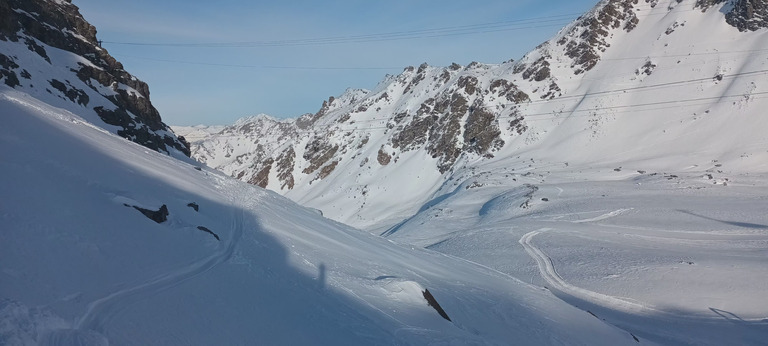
[[385, 161, 768, 345], [0, 89, 638, 345]]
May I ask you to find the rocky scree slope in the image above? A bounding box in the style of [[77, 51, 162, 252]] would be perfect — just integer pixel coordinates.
[[0, 0, 190, 157], [179, 0, 768, 228]]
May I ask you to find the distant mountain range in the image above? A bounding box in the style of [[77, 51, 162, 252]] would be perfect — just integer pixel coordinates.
[[176, 0, 768, 229]]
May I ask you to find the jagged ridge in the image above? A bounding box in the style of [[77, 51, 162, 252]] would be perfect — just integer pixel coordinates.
[[178, 0, 768, 228]]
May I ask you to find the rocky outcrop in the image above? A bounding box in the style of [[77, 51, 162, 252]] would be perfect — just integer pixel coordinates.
[[0, 0, 190, 156], [275, 147, 296, 190], [0, 53, 21, 87], [556, 0, 640, 75], [127, 204, 169, 224], [726, 0, 768, 31], [696, 0, 768, 31]]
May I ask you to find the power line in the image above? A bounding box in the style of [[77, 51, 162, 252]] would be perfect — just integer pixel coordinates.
[[118, 55, 404, 70], [103, 6, 704, 48], [317, 67, 768, 127], [201, 90, 768, 137], [103, 13, 582, 48]]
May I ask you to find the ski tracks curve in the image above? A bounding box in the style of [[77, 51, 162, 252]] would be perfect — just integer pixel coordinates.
[[519, 228, 653, 316], [75, 203, 245, 334]]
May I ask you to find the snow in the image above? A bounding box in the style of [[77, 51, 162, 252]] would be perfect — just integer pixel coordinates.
[[185, 0, 768, 234], [0, 89, 637, 344], [177, 3, 768, 343], [7, 0, 768, 344], [0, 35, 130, 133], [386, 167, 768, 345]]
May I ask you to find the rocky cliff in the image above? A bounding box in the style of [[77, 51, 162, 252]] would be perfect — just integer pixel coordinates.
[[0, 0, 190, 156]]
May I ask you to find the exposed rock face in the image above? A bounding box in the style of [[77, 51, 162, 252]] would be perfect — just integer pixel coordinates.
[[726, 0, 768, 31], [696, 0, 768, 31], [555, 0, 641, 75], [0, 0, 190, 156]]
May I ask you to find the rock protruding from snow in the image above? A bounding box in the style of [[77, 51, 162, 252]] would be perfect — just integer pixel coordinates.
[[696, 0, 768, 31]]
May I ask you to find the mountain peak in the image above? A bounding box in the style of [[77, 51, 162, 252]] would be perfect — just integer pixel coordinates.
[[186, 0, 768, 228]]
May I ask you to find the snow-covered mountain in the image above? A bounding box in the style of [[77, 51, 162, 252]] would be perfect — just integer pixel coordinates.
[[4, 0, 768, 344], [0, 84, 643, 344], [178, 0, 768, 230], [1, 0, 190, 157]]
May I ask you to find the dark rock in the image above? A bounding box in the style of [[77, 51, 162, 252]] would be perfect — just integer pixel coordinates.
[[24, 37, 50, 63], [317, 160, 339, 180], [697, 0, 768, 31], [197, 226, 220, 241], [276, 147, 296, 190], [636, 61, 657, 76], [489, 79, 530, 103], [422, 289, 452, 322], [303, 139, 339, 175], [49, 79, 89, 106], [377, 148, 392, 166], [248, 158, 274, 188], [1, 69, 20, 87], [457, 76, 479, 95], [0, 53, 20, 87], [557, 0, 641, 74], [187, 202, 199, 212], [129, 204, 169, 224], [463, 105, 503, 155], [0, 0, 190, 157], [521, 57, 552, 81], [726, 0, 768, 31]]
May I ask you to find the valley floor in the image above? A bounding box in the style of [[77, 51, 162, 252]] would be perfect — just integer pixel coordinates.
[[383, 165, 768, 345]]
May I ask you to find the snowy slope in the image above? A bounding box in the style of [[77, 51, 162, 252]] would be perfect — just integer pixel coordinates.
[[0, 88, 640, 345], [382, 160, 768, 345], [183, 0, 768, 231], [175, 1, 768, 344]]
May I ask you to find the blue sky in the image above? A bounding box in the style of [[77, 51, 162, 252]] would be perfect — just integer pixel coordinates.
[[73, 0, 598, 125]]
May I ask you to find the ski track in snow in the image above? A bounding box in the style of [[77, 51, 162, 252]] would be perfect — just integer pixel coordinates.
[[571, 208, 634, 223], [519, 228, 652, 315], [74, 190, 245, 335], [519, 228, 768, 324]]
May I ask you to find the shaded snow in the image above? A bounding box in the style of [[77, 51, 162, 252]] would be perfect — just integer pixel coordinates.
[[0, 88, 636, 344]]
